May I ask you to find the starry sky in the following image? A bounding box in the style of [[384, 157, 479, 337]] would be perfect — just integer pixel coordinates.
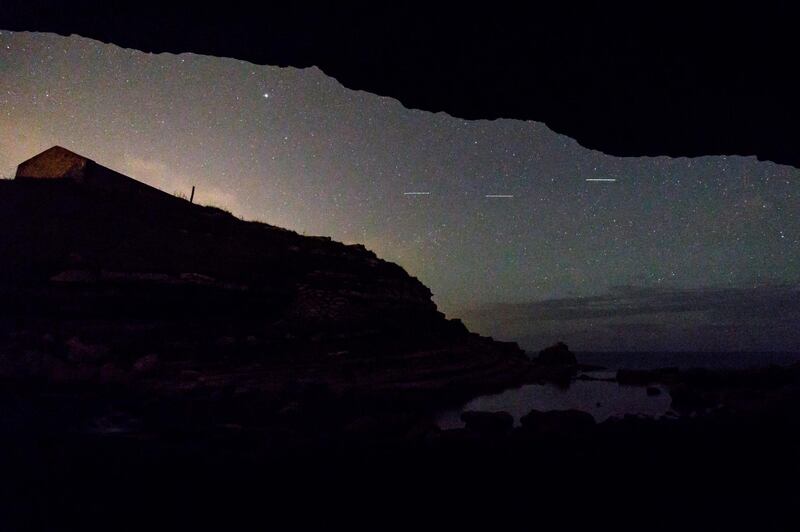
[[1, 31, 798, 351]]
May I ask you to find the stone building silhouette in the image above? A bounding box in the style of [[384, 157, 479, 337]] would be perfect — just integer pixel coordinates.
[[16, 146, 175, 200]]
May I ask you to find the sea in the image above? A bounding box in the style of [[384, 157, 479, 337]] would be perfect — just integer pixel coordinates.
[[573, 350, 800, 371]]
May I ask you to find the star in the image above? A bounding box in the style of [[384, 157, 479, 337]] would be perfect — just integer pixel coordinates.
[[2, 29, 799, 345]]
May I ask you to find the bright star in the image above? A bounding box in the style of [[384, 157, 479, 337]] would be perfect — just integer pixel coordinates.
[[263, 93, 269, 99]]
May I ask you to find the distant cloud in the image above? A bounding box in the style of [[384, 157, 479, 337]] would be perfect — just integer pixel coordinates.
[[0, 125, 58, 178], [460, 284, 800, 352]]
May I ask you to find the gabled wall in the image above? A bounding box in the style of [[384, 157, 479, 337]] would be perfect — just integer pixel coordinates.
[[15, 146, 90, 181], [15, 146, 180, 203]]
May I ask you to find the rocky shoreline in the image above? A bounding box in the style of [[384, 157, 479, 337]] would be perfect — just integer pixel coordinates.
[[1, 179, 798, 529], [3, 355, 798, 530]]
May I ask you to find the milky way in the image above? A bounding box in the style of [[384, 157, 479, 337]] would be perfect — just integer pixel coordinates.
[[1, 31, 798, 347]]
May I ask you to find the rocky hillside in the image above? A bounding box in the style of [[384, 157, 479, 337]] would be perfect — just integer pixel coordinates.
[[0, 178, 530, 402], [3, 179, 798, 532]]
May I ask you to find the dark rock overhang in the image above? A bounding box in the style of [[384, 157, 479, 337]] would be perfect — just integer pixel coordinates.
[[2, 2, 798, 168]]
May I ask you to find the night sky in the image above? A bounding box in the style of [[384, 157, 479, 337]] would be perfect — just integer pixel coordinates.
[[2, 31, 798, 351]]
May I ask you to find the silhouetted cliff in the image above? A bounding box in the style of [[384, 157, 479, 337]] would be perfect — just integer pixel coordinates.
[[0, 178, 529, 401]]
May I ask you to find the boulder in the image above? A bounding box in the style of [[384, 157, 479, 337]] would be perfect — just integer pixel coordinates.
[[536, 342, 577, 366], [460, 410, 514, 436], [519, 409, 595, 435], [65, 336, 109, 364], [99, 363, 125, 384], [133, 353, 159, 374], [669, 384, 715, 414]]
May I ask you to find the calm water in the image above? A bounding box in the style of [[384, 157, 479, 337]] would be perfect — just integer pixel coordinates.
[[437, 352, 800, 429], [436, 375, 672, 429]]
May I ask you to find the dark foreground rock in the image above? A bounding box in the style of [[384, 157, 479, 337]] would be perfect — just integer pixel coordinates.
[[617, 367, 680, 385], [3, 376, 798, 531], [669, 383, 718, 415], [519, 408, 596, 435], [461, 410, 514, 436], [1, 175, 799, 530]]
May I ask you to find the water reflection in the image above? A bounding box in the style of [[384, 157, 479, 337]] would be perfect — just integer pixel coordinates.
[[436, 378, 672, 429]]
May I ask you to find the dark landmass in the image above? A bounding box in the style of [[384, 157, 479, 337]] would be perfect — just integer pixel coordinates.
[[1, 179, 798, 530], [2, 4, 799, 168], [0, 177, 532, 403]]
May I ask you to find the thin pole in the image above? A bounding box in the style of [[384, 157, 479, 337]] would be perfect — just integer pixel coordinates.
[[190, 186, 195, 203]]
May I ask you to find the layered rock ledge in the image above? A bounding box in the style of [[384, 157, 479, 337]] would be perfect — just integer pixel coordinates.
[[0, 178, 532, 408]]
